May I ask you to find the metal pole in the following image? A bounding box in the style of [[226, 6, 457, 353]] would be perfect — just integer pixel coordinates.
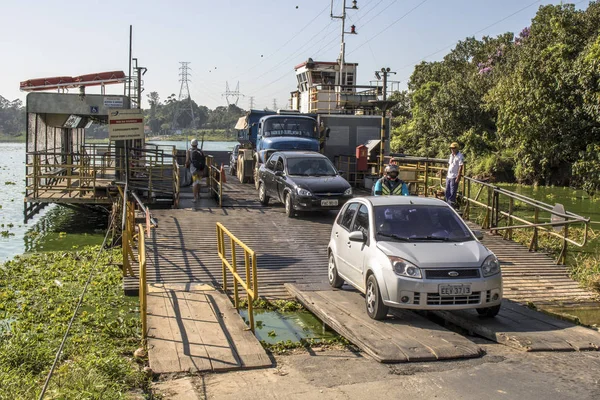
[[339, 0, 347, 92], [382, 69, 388, 101], [379, 105, 387, 175], [128, 25, 132, 99]]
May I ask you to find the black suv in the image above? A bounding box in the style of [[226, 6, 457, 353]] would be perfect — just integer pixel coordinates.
[[257, 151, 353, 217]]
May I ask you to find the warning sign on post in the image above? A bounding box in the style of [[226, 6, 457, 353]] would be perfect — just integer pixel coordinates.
[[108, 109, 144, 140]]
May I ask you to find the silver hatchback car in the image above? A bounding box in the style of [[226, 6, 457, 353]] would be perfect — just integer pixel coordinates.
[[328, 196, 503, 320]]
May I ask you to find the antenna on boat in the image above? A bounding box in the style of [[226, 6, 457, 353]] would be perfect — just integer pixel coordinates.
[[331, 1, 358, 93]]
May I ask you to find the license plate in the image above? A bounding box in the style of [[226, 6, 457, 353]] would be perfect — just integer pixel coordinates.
[[321, 199, 338, 206], [439, 284, 471, 296]]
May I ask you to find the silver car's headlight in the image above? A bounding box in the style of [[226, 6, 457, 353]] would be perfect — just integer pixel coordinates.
[[481, 255, 501, 277], [389, 256, 422, 279], [296, 187, 312, 197], [344, 187, 353, 196]]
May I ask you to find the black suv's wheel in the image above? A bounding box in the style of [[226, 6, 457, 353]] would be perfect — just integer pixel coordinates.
[[365, 275, 388, 320], [328, 253, 344, 288], [285, 193, 295, 218], [258, 182, 269, 206], [476, 304, 501, 318]]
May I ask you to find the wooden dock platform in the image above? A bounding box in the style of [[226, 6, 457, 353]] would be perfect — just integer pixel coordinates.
[[286, 283, 483, 362], [148, 175, 598, 306], [146, 283, 272, 374]]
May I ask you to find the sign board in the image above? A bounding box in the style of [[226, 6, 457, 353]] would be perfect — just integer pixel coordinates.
[[108, 109, 144, 140], [551, 203, 567, 232], [90, 106, 99, 114], [104, 97, 124, 108]]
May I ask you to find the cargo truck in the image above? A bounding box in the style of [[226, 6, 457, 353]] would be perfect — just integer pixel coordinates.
[[234, 110, 321, 188]]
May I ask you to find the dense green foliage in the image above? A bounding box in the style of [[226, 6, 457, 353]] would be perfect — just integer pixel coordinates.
[[0, 247, 148, 399], [391, 3, 600, 187], [145, 91, 246, 135], [0, 96, 25, 138]]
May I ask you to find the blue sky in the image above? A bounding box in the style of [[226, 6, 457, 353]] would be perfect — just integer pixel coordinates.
[[0, 0, 587, 110]]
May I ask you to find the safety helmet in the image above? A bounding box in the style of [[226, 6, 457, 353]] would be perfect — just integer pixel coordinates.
[[191, 139, 198, 147], [384, 164, 399, 178]]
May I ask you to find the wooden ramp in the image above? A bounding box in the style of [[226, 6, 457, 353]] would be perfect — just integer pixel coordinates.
[[432, 300, 600, 352], [286, 283, 483, 363], [146, 283, 272, 374]]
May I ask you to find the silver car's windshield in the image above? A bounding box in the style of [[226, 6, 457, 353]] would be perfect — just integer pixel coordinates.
[[375, 205, 473, 242]]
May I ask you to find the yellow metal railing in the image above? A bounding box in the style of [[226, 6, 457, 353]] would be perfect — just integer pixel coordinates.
[[207, 155, 224, 207], [138, 223, 148, 342], [216, 222, 258, 332], [25, 145, 178, 203]]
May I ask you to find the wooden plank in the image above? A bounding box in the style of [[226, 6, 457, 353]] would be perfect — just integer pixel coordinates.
[[146, 286, 186, 373], [432, 300, 600, 352], [180, 290, 241, 371], [286, 283, 482, 363], [208, 292, 273, 369]]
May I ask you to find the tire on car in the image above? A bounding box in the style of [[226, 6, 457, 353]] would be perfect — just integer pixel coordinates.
[[328, 253, 344, 288], [365, 274, 388, 320], [258, 182, 269, 206], [285, 193, 295, 218], [476, 304, 501, 318]]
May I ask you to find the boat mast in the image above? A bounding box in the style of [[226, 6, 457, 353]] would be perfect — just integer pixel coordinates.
[[331, 1, 358, 98]]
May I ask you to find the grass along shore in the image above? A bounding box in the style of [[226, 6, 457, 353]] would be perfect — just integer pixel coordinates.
[[0, 246, 150, 399]]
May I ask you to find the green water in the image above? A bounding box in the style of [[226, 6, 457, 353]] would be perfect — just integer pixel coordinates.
[[497, 183, 600, 225], [0, 143, 107, 262], [542, 307, 600, 327], [239, 309, 339, 344]]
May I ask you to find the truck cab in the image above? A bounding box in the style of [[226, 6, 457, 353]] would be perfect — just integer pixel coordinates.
[[235, 110, 319, 186]]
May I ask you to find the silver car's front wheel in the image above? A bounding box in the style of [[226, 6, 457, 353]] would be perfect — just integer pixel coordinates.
[[365, 275, 388, 320]]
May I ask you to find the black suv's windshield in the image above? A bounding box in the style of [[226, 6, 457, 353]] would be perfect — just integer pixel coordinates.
[[375, 205, 473, 242], [286, 158, 337, 176], [263, 118, 317, 138]]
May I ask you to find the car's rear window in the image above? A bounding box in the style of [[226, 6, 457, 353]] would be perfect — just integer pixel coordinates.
[[374, 205, 473, 242]]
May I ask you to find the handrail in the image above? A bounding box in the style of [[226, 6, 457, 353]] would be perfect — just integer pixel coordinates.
[[207, 155, 223, 207], [216, 222, 258, 332], [131, 191, 158, 236], [460, 176, 590, 264], [380, 157, 591, 265], [138, 223, 148, 343]]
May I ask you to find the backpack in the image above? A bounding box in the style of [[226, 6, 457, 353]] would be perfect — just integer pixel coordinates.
[[191, 149, 206, 170]]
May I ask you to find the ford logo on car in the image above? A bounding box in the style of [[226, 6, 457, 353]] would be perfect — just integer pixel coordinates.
[[448, 271, 459, 277]]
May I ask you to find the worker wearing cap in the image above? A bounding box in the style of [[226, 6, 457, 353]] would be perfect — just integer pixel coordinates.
[[373, 164, 409, 196], [185, 139, 205, 203], [446, 142, 464, 208]]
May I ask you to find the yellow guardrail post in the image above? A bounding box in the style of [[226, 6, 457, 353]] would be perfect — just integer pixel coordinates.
[[216, 222, 257, 332]]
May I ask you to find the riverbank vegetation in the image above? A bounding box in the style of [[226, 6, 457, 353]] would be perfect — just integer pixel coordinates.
[[0, 96, 25, 142], [390, 3, 600, 194], [0, 246, 149, 399]]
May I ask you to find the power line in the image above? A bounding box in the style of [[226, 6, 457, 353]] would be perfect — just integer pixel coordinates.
[[231, 3, 331, 82], [347, 0, 429, 56], [397, 0, 542, 72]]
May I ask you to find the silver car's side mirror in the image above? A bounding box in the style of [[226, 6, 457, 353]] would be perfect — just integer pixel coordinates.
[[472, 230, 484, 241], [349, 231, 366, 242]]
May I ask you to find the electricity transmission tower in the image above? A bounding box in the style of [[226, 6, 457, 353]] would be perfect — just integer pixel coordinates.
[[171, 62, 196, 133], [249, 96, 255, 109], [272, 99, 278, 110], [222, 81, 244, 106]]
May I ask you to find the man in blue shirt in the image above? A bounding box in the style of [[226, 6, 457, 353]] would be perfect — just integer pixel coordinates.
[[373, 164, 409, 196]]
